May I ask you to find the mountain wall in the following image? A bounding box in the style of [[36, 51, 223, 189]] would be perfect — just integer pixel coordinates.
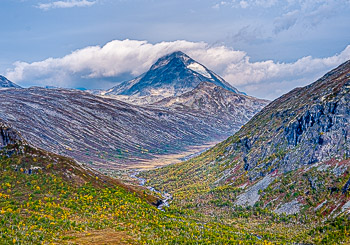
[[0, 87, 266, 169]]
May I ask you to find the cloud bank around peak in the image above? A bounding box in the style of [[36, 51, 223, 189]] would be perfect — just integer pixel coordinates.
[[6, 39, 350, 100], [37, 0, 97, 11]]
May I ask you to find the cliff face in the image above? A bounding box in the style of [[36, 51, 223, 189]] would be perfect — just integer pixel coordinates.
[[222, 60, 350, 181]]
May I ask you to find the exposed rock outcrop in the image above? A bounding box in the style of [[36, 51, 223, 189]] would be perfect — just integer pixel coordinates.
[[0, 120, 23, 147], [223, 60, 350, 181]]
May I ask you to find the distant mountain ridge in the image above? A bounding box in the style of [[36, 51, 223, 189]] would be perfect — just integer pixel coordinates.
[[153, 81, 269, 126], [0, 75, 21, 89], [0, 86, 267, 169], [94, 51, 243, 104]]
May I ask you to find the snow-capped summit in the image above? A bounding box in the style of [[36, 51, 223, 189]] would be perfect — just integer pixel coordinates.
[[0, 75, 21, 89], [97, 51, 241, 104]]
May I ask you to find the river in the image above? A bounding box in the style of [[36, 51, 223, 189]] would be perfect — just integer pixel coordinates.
[[130, 172, 173, 210]]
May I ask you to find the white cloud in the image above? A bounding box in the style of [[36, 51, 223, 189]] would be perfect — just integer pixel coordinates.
[[37, 0, 96, 11], [6, 39, 350, 100], [223, 46, 350, 86]]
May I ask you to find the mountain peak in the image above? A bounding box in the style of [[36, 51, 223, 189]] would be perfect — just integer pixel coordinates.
[[167, 50, 188, 58], [101, 51, 242, 104], [0, 75, 21, 89], [149, 51, 192, 71], [161, 51, 190, 61]]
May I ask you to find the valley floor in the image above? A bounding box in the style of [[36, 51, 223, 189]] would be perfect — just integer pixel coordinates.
[[124, 141, 219, 170]]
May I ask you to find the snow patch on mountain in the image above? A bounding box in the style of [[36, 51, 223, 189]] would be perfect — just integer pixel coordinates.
[[187, 63, 211, 79]]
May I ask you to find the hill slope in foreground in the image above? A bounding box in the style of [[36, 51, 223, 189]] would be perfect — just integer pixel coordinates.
[[142, 61, 350, 244], [0, 121, 291, 244], [0, 125, 348, 244]]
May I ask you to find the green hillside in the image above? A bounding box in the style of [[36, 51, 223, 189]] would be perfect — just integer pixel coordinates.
[[0, 143, 280, 244]]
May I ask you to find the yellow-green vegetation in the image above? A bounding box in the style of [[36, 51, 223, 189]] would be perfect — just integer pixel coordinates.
[[0, 145, 280, 244], [141, 147, 350, 244]]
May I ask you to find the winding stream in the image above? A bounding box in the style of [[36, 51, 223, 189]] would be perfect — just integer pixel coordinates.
[[129, 145, 213, 210], [130, 172, 173, 210]]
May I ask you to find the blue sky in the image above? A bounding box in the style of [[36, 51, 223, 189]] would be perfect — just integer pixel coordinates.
[[1, 0, 350, 99]]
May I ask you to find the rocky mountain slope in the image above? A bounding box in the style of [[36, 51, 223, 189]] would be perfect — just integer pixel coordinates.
[[153, 81, 268, 125], [0, 75, 21, 89], [0, 119, 142, 192], [0, 87, 266, 169], [94, 51, 242, 105], [143, 60, 350, 227]]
